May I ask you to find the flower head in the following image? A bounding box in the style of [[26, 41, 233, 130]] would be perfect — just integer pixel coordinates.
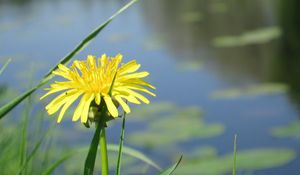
[[41, 54, 155, 123]]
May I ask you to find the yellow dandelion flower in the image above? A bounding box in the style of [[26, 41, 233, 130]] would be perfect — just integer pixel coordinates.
[[40, 54, 156, 123]]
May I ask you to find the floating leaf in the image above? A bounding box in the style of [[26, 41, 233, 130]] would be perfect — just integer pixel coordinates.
[[271, 122, 300, 138], [211, 83, 288, 99], [213, 27, 281, 47], [144, 36, 166, 50], [128, 103, 225, 147], [177, 61, 203, 71], [175, 148, 296, 175]]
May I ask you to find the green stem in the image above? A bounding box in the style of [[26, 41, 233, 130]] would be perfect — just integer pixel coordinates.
[[100, 126, 109, 175], [116, 113, 126, 175], [232, 134, 237, 175]]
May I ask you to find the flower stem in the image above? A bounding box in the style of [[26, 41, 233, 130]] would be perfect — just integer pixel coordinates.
[[100, 126, 109, 175], [116, 113, 126, 175]]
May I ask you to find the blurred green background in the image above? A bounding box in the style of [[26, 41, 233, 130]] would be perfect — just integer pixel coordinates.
[[1, 0, 300, 174]]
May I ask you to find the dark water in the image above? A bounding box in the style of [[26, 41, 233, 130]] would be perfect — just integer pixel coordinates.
[[1, 0, 300, 174]]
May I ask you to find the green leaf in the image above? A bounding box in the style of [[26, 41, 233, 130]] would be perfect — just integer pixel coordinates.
[[212, 26, 281, 47], [211, 83, 289, 99], [159, 156, 182, 175], [0, 87, 37, 119], [175, 148, 296, 175], [84, 121, 102, 175], [271, 122, 300, 138], [41, 152, 74, 175], [0, 0, 139, 120], [0, 58, 11, 76], [19, 97, 32, 170], [18, 136, 44, 174], [128, 104, 224, 147], [107, 144, 162, 171]]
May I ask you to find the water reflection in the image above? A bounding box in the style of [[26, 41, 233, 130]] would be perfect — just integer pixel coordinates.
[[140, 0, 281, 85], [141, 0, 300, 104], [1, 0, 300, 174]]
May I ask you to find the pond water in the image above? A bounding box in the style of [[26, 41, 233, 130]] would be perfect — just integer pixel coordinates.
[[1, 0, 300, 174]]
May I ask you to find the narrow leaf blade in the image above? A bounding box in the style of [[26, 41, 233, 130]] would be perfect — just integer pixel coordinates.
[[107, 144, 162, 171], [84, 122, 102, 175], [0, 87, 36, 119], [41, 152, 74, 175], [0, 58, 11, 76], [159, 156, 182, 175]]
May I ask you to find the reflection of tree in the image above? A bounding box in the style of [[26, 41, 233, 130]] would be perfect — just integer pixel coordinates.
[[273, 0, 300, 109], [141, 0, 279, 85]]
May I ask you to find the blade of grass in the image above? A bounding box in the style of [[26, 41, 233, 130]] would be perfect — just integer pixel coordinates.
[[18, 136, 44, 175], [116, 112, 126, 175], [0, 0, 139, 120], [107, 144, 162, 171], [159, 156, 182, 175], [0, 87, 37, 119], [233, 134, 237, 175], [19, 96, 32, 173], [84, 119, 103, 175], [18, 126, 51, 175], [0, 58, 11, 76], [41, 152, 75, 175]]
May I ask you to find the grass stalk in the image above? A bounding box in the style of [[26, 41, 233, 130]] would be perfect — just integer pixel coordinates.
[[232, 134, 237, 175], [116, 112, 126, 175], [100, 127, 109, 175]]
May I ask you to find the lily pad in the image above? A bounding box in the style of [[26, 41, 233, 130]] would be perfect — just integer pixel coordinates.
[[128, 103, 225, 147], [271, 122, 300, 138], [211, 83, 288, 99], [176, 61, 203, 71], [175, 148, 296, 175], [212, 26, 281, 47], [144, 36, 166, 50]]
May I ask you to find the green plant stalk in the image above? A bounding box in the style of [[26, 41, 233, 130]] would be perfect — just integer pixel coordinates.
[[116, 113, 126, 175], [232, 134, 237, 175], [100, 127, 109, 175]]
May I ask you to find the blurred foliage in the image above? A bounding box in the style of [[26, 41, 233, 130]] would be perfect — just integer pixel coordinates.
[[180, 11, 203, 23], [271, 122, 300, 138], [0, 97, 70, 175], [213, 27, 281, 47], [211, 83, 288, 99]]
